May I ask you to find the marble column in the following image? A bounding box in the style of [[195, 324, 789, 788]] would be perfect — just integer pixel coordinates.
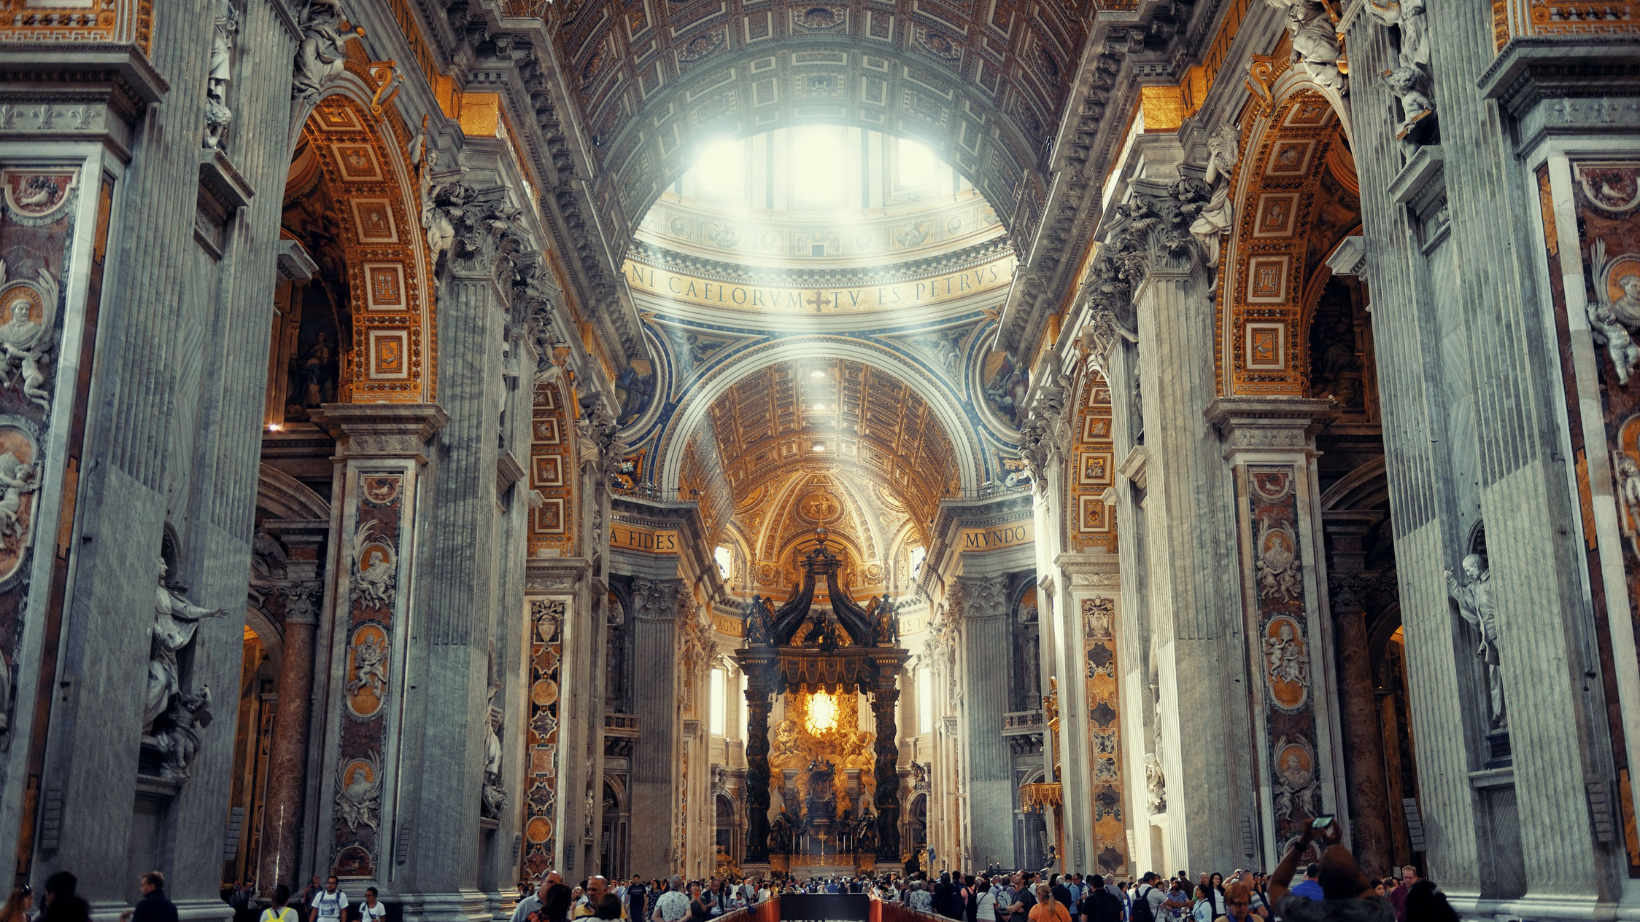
[[1206, 397, 1341, 863], [954, 576, 1013, 867], [872, 674, 902, 861], [1323, 513, 1392, 878], [311, 402, 447, 893], [743, 657, 774, 862], [258, 573, 323, 894], [1121, 174, 1249, 873], [628, 578, 683, 874]]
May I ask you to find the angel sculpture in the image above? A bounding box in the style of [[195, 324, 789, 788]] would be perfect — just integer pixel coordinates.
[[0, 450, 38, 546], [0, 261, 59, 412], [345, 632, 388, 701], [1587, 240, 1640, 386], [349, 520, 397, 609]]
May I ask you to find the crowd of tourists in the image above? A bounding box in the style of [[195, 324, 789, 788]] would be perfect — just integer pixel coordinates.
[[511, 825, 1460, 922]]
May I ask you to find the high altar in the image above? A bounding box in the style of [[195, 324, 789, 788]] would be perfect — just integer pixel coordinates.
[[736, 528, 908, 872]]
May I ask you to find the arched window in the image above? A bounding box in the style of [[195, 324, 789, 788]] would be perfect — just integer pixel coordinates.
[[710, 667, 727, 736], [714, 545, 733, 580], [909, 545, 926, 580], [917, 665, 934, 734]]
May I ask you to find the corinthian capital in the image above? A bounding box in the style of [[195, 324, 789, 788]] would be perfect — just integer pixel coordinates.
[[436, 184, 530, 281], [281, 581, 324, 625], [1083, 178, 1212, 342]]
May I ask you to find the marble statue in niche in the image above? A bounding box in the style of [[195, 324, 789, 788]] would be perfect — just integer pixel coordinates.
[[1445, 553, 1506, 729], [203, 0, 238, 150], [1144, 753, 1165, 814], [482, 690, 506, 818], [145, 559, 226, 782]]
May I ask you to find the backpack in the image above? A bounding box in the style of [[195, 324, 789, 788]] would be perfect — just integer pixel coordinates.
[[1131, 887, 1157, 922]]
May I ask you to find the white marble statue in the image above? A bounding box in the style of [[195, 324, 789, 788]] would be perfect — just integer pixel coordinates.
[[1363, 0, 1428, 66], [1445, 553, 1506, 728], [1191, 125, 1241, 268], [1265, 0, 1346, 93], [293, 0, 364, 101], [1144, 752, 1166, 814], [1382, 64, 1434, 141], [145, 559, 227, 734], [481, 697, 506, 818], [203, 0, 238, 149]]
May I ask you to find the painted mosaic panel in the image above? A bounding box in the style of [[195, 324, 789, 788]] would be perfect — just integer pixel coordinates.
[[1537, 160, 1640, 875], [522, 598, 565, 876], [330, 472, 406, 877], [1082, 596, 1127, 875], [1245, 466, 1322, 848]]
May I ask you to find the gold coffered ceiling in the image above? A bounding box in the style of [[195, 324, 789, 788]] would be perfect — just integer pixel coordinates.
[[684, 358, 958, 571]]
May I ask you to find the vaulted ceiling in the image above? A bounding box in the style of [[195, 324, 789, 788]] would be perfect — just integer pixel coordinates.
[[545, 0, 1093, 263], [682, 357, 959, 545]]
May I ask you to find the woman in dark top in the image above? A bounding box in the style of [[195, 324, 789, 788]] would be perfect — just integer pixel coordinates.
[[688, 885, 710, 922]]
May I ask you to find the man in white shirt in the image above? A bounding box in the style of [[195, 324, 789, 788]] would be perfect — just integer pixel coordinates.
[[653, 877, 690, 922], [309, 878, 346, 922]]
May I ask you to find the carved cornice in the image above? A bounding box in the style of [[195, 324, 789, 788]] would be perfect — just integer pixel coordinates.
[[627, 236, 1016, 290], [1205, 396, 1333, 458], [313, 403, 450, 460]]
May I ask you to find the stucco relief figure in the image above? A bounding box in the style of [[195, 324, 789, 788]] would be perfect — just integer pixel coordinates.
[[1272, 739, 1318, 824], [1256, 523, 1302, 601], [203, 0, 238, 149], [1590, 298, 1640, 384], [346, 631, 388, 702], [1445, 554, 1506, 728], [1191, 125, 1241, 267], [335, 750, 382, 832], [145, 559, 227, 734], [1266, 0, 1346, 92], [0, 450, 38, 548], [1264, 620, 1310, 687], [349, 520, 396, 609], [772, 718, 802, 761], [0, 263, 58, 412], [1619, 453, 1640, 515], [292, 0, 364, 101]]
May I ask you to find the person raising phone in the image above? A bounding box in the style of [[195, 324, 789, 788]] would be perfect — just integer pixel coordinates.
[[1267, 817, 1393, 922]]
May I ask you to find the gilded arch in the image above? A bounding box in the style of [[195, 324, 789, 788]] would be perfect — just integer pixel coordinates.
[[289, 83, 438, 403], [1215, 58, 1359, 397]]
